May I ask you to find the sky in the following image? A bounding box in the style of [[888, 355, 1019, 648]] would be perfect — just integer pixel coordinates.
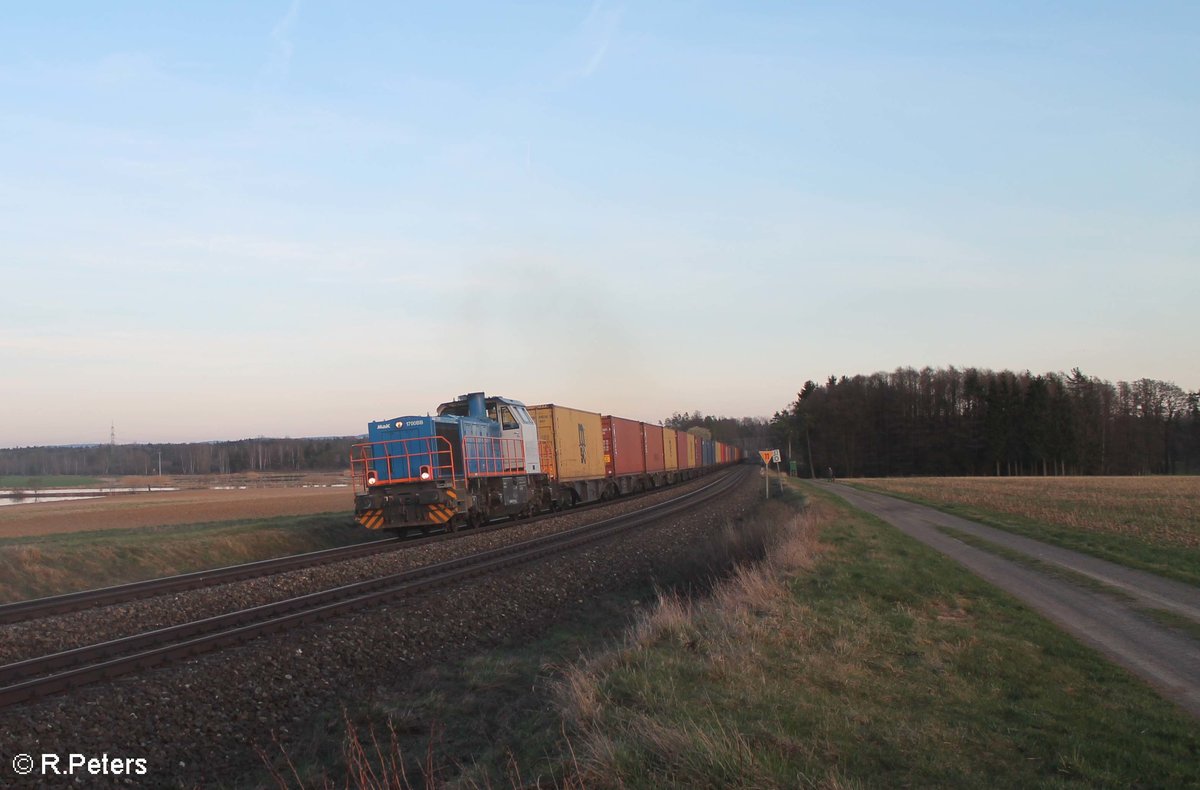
[[1, 2, 1197, 447]]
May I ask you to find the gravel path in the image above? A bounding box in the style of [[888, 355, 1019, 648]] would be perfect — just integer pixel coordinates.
[[827, 482, 1200, 719], [0, 469, 758, 788]]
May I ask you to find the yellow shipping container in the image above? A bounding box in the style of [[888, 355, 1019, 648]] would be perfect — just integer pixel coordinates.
[[529, 404, 606, 481], [686, 435, 697, 468], [663, 427, 679, 470]]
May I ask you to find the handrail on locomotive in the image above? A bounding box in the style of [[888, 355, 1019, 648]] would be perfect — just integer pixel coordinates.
[[350, 434, 541, 492]]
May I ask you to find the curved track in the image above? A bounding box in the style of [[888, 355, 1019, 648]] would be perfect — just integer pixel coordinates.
[[0, 472, 727, 625], [0, 467, 746, 709], [0, 537, 399, 625]]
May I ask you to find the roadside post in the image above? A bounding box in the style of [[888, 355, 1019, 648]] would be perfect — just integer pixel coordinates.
[[758, 450, 774, 498], [772, 449, 782, 493]]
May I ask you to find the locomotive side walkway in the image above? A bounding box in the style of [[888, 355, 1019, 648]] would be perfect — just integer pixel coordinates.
[[825, 482, 1200, 719]]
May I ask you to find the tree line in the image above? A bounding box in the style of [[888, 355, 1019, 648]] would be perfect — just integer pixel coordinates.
[[663, 413, 773, 449], [767, 367, 1199, 477], [8, 368, 1197, 480], [0, 436, 358, 478]]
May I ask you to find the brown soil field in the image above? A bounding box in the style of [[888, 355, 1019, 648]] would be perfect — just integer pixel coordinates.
[[0, 486, 354, 538]]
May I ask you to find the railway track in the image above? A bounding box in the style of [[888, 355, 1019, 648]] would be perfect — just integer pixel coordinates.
[[0, 467, 746, 710], [0, 536, 400, 625], [0, 475, 719, 626]]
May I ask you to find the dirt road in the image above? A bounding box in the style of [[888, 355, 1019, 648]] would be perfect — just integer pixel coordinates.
[[827, 483, 1200, 719]]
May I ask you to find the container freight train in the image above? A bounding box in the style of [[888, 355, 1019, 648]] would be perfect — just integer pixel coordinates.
[[350, 392, 743, 533]]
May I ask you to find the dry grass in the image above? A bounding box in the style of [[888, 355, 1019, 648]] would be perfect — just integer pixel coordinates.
[[553, 482, 1200, 788], [0, 512, 371, 602], [557, 505, 828, 787], [850, 476, 1200, 549]]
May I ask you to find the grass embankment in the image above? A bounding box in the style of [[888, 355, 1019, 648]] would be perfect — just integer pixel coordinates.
[[278, 481, 1199, 788], [846, 476, 1200, 586], [258, 495, 797, 789], [0, 513, 373, 602], [557, 481, 1200, 788]]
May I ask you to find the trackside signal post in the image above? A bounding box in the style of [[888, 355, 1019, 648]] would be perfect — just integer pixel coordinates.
[[759, 449, 782, 497]]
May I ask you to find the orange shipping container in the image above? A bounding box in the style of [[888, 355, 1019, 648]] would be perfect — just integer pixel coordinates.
[[529, 404, 606, 481], [602, 415, 646, 477], [643, 423, 666, 473], [676, 431, 694, 469], [662, 427, 679, 470]]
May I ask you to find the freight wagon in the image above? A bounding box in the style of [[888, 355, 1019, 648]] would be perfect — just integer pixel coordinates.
[[351, 392, 739, 533]]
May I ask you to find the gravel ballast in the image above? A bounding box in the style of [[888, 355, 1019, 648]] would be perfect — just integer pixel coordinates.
[[0, 469, 760, 788]]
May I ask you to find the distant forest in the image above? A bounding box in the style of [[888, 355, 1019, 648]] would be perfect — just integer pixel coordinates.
[[5, 366, 1197, 479], [765, 367, 1200, 477], [0, 436, 358, 478]]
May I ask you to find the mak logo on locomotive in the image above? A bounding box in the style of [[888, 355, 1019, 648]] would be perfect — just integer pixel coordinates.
[[375, 419, 427, 430]]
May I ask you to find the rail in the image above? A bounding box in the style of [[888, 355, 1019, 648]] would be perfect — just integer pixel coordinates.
[[0, 538, 399, 625], [0, 467, 747, 709]]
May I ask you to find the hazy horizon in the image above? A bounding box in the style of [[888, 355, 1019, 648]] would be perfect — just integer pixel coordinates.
[[2, 361, 1193, 450]]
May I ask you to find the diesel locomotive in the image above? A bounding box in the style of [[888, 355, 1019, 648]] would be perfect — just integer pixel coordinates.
[[351, 392, 742, 533]]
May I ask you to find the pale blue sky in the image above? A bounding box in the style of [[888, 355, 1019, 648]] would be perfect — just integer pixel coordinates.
[[2, 2, 1197, 446]]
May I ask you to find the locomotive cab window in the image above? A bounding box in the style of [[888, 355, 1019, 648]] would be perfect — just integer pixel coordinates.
[[500, 406, 519, 431]]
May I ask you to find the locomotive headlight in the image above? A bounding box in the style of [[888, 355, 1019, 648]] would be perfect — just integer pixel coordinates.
[[366, 470, 378, 485], [419, 465, 432, 480]]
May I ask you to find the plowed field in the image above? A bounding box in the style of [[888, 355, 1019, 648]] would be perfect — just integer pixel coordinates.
[[0, 486, 353, 538]]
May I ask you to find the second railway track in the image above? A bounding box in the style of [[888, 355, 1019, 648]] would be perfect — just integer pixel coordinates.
[[0, 536, 401, 625], [0, 467, 747, 710], [0, 472, 721, 626]]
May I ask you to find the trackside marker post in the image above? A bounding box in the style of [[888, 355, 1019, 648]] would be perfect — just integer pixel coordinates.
[[759, 450, 776, 498]]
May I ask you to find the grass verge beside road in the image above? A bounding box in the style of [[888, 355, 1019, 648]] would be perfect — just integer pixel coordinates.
[[557, 480, 1200, 787], [846, 476, 1200, 587], [0, 513, 371, 602]]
